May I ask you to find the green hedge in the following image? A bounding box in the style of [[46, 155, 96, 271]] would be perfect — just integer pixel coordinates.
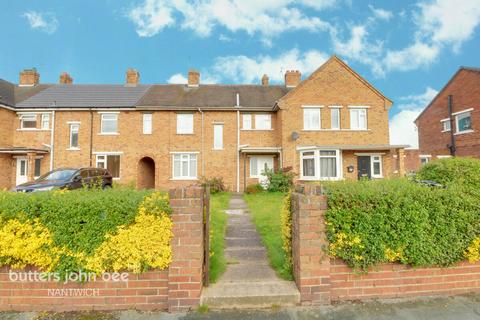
[[324, 179, 480, 270], [0, 188, 173, 276]]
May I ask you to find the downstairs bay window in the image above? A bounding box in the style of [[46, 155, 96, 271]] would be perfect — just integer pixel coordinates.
[[300, 149, 341, 180]]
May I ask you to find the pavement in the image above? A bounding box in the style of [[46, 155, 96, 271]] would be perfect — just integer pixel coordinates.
[[1, 294, 480, 319]]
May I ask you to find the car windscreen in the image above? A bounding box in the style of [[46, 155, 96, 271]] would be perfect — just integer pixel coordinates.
[[37, 169, 77, 181]]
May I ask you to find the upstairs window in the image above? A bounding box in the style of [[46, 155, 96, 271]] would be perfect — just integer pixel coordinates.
[[143, 113, 152, 134], [331, 108, 340, 130], [177, 113, 194, 134], [20, 114, 37, 129], [41, 114, 50, 130], [213, 124, 223, 150], [101, 113, 118, 134], [303, 108, 321, 130], [350, 108, 367, 130], [441, 119, 451, 132], [255, 114, 272, 130], [455, 110, 472, 133], [69, 124, 80, 149], [243, 114, 252, 130]]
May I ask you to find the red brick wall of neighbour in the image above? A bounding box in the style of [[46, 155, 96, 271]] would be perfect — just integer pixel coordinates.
[[0, 186, 205, 313], [404, 149, 421, 173], [416, 69, 480, 158], [291, 184, 480, 306]]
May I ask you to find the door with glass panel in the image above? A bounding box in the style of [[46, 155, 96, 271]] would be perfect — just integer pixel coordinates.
[[16, 157, 28, 185], [250, 155, 274, 186]]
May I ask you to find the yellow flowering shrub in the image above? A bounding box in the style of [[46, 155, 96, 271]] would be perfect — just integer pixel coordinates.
[[86, 192, 173, 273], [384, 247, 404, 263], [0, 190, 174, 275], [280, 192, 292, 274], [0, 218, 57, 270], [465, 237, 480, 263]]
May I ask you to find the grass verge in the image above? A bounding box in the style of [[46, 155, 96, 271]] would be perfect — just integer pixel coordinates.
[[243, 192, 292, 280], [209, 192, 231, 283]]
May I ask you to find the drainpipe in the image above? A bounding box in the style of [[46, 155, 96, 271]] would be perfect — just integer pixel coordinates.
[[236, 93, 240, 193], [198, 108, 205, 176], [448, 95, 456, 156], [49, 110, 55, 171], [89, 108, 94, 166]]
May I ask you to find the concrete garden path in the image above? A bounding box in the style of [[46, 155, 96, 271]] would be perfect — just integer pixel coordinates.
[[201, 193, 300, 309]]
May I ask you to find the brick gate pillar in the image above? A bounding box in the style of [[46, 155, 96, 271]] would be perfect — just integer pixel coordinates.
[[291, 184, 331, 305], [26, 152, 36, 181], [168, 186, 205, 312]]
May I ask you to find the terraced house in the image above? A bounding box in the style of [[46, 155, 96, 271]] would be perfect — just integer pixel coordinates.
[[0, 56, 406, 192]]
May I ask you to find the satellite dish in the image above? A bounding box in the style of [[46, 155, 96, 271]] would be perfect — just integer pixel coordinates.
[[291, 131, 299, 141]]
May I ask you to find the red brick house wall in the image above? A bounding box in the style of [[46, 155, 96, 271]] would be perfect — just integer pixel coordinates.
[[416, 68, 480, 158]]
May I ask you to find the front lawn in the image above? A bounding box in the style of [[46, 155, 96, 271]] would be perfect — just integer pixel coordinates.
[[209, 192, 230, 283], [243, 192, 292, 280]]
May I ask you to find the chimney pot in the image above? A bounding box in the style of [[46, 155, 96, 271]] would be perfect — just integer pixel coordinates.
[[261, 74, 269, 86], [285, 70, 301, 88], [188, 69, 200, 87], [19, 68, 40, 86], [59, 72, 73, 84], [126, 68, 140, 86]]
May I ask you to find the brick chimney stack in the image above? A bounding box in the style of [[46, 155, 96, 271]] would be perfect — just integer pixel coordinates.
[[188, 70, 200, 87], [126, 68, 140, 86], [19, 68, 40, 86], [261, 74, 269, 86], [59, 72, 73, 84], [285, 70, 301, 88]]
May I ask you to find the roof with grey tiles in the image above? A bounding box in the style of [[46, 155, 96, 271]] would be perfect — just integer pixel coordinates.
[[0, 79, 51, 107], [137, 84, 290, 111], [15, 84, 152, 109]]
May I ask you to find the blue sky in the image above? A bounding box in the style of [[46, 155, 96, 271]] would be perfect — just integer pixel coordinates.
[[1, 0, 480, 147]]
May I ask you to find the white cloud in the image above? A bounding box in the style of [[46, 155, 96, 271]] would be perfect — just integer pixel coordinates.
[[127, 0, 333, 41], [22, 11, 59, 34], [383, 41, 439, 72], [389, 87, 438, 148], [368, 5, 393, 21], [167, 73, 188, 84], [212, 48, 329, 83]]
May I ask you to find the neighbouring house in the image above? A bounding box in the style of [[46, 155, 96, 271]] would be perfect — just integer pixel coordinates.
[[0, 57, 406, 192], [414, 67, 479, 168]]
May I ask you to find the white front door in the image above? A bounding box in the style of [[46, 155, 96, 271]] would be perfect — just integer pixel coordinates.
[[254, 156, 274, 187], [16, 158, 28, 185]]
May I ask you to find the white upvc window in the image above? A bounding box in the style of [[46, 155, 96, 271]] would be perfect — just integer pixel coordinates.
[[455, 110, 473, 134], [96, 154, 121, 178], [20, 114, 37, 129], [420, 155, 431, 166], [34, 158, 42, 178], [172, 153, 197, 179], [143, 113, 152, 134], [441, 118, 451, 132], [255, 114, 272, 130], [331, 108, 340, 130], [177, 113, 194, 134], [69, 124, 80, 149], [371, 155, 383, 178], [41, 114, 50, 130], [350, 108, 367, 130], [303, 108, 321, 130], [300, 149, 341, 180], [213, 124, 223, 150], [243, 114, 252, 130], [100, 113, 118, 134]]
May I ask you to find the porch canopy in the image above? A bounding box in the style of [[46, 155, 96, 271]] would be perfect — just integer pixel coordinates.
[[0, 147, 50, 154], [296, 144, 409, 151]]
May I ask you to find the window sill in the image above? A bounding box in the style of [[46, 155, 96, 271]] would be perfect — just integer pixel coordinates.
[[17, 128, 51, 132], [302, 128, 369, 132], [143, 133, 153, 135], [241, 129, 274, 131], [98, 132, 119, 136], [176, 133, 194, 135], [441, 130, 451, 133], [298, 177, 343, 181], [454, 130, 474, 135], [66, 148, 81, 151], [212, 148, 224, 151], [170, 178, 198, 181]]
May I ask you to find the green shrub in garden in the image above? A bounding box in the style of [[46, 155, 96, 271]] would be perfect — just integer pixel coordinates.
[[324, 179, 480, 270], [264, 168, 295, 193]]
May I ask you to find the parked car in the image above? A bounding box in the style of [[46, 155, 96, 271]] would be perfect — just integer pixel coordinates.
[[12, 167, 113, 192]]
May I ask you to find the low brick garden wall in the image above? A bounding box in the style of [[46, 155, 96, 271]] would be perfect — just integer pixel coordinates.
[[0, 186, 205, 313], [291, 184, 480, 306]]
